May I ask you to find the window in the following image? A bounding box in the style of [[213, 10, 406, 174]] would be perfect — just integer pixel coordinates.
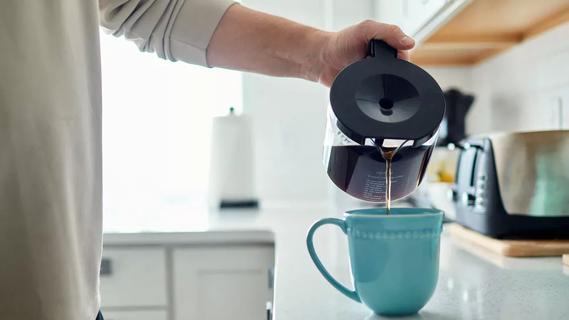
[[100, 31, 242, 229]]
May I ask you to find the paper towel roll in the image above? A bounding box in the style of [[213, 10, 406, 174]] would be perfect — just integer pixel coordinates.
[[209, 109, 258, 208]]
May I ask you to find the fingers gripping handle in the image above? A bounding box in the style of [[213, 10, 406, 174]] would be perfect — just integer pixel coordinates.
[[368, 39, 398, 59], [306, 218, 360, 303]]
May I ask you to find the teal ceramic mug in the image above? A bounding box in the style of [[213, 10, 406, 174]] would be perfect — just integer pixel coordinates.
[[306, 208, 443, 316]]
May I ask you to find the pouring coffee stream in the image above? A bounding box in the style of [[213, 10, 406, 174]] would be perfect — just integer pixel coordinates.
[[324, 39, 446, 207], [375, 139, 409, 214]]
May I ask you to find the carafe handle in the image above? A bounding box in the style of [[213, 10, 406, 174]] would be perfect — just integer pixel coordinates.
[[368, 39, 398, 60]]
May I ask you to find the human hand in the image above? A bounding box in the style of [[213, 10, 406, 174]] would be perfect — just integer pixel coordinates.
[[308, 21, 415, 87]]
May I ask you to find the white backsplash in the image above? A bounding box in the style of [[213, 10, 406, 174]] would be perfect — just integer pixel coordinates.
[[243, 74, 330, 203]]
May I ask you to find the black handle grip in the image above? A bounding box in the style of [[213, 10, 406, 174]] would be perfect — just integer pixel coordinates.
[[368, 39, 398, 59], [100, 258, 113, 276]]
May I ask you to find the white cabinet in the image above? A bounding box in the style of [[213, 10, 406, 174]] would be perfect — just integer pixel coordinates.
[[172, 246, 274, 320], [102, 310, 168, 320], [100, 248, 168, 308], [404, 0, 448, 35], [374, 0, 406, 26], [375, 0, 470, 42], [101, 237, 275, 320]]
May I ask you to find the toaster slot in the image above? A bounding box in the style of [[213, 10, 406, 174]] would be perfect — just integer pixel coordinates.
[[455, 144, 481, 206], [457, 147, 477, 187]]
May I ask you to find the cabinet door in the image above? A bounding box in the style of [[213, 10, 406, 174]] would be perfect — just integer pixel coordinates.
[[173, 246, 274, 320], [100, 248, 168, 308], [374, 0, 406, 25], [375, 0, 468, 40], [404, 0, 448, 35], [102, 310, 168, 320]]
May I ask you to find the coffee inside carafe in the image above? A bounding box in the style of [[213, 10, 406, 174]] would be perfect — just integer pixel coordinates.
[[326, 143, 433, 204]]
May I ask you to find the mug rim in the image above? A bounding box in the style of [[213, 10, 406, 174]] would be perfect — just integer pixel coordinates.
[[345, 207, 443, 218]]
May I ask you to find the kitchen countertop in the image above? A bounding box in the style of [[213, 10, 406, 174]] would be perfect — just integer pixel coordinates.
[[103, 203, 569, 320]]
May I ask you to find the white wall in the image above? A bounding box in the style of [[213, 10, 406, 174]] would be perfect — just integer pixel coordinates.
[[425, 66, 472, 92], [242, 0, 374, 203], [467, 22, 569, 134]]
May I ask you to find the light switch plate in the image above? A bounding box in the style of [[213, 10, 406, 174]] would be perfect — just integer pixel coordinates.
[[545, 86, 569, 130], [562, 88, 569, 130]]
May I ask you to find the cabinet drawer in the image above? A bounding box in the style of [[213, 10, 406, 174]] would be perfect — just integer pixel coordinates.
[[101, 310, 167, 320], [100, 248, 167, 307]]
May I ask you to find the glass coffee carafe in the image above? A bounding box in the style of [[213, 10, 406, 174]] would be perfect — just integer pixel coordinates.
[[324, 40, 445, 203]]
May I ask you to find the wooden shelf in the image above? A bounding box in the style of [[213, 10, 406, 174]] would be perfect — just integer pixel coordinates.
[[413, 0, 569, 66]]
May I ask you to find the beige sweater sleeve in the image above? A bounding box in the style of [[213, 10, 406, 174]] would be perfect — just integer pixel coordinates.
[[99, 0, 235, 66]]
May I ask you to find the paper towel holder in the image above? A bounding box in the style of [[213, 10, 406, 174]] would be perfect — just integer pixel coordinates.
[[209, 106, 259, 209]]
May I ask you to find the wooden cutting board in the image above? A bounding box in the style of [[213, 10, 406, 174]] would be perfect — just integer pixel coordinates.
[[447, 223, 569, 257]]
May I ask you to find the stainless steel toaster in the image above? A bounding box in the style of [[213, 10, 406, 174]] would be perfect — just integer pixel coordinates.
[[452, 130, 569, 239]]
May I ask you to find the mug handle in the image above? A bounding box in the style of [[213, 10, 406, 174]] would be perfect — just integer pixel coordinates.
[[306, 218, 360, 303]]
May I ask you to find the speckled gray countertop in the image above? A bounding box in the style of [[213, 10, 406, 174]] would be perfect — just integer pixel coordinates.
[[104, 203, 569, 320]]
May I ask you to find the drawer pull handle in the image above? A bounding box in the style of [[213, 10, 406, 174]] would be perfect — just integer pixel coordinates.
[[100, 258, 113, 276]]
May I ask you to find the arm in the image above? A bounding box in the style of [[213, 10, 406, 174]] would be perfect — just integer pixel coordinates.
[[99, 0, 235, 66], [99, 1, 414, 87], [207, 5, 415, 86]]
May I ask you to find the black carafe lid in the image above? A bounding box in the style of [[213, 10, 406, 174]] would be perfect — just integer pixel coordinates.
[[330, 40, 445, 145]]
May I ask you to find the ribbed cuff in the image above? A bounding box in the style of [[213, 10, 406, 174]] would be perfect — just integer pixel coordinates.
[[169, 0, 236, 67]]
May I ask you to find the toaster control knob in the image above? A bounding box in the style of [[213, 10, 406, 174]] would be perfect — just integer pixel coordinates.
[[461, 193, 476, 206]]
